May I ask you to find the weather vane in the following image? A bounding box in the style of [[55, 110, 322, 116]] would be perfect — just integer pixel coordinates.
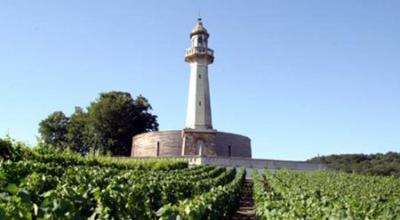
[[198, 9, 201, 20]]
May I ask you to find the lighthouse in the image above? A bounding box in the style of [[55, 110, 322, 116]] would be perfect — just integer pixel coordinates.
[[184, 18, 214, 130], [181, 19, 218, 156], [131, 19, 252, 158], [130, 17, 325, 171]]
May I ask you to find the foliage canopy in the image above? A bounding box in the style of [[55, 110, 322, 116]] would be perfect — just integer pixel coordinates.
[[38, 91, 158, 156], [308, 152, 400, 177]]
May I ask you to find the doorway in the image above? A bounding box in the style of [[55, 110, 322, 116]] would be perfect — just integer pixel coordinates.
[[195, 139, 204, 156]]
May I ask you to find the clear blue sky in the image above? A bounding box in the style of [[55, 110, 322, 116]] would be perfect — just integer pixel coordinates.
[[1, 0, 399, 160]]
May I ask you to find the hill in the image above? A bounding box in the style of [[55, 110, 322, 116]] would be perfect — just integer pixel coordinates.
[[308, 152, 400, 177]]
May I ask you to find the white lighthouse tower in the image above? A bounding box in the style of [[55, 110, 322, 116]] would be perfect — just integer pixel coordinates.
[[182, 19, 217, 156], [132, 18, 252, 159], [184, 18, 214, 130]]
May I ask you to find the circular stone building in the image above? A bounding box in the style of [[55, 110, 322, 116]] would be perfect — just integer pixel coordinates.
[[131, 19, 252, 158]]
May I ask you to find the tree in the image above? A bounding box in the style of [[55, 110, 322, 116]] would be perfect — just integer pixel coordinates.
[[85, 91, 158, 155], [38, 111, 69, 150], [38, 92, 158, 156], [66, 107, 89, 154], [308, 152, 400, 177]]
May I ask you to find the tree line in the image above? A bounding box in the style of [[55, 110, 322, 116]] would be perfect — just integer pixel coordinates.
[[38, 91, 158, 156], [308, 152, 400, 177]]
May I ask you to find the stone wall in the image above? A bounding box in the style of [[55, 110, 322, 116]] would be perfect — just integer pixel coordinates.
[[132, 130, 252, 158], [128, 156, 328, 171], [215, 132, 251, 157], [196, 157, 327, 171], [131, 130, 182, 157]]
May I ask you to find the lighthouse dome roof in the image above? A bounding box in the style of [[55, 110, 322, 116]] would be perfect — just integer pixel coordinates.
[[191, 18, 209, 37]]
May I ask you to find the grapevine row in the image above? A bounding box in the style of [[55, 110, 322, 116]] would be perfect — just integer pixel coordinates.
[[253, 169, 400, 219], [157, 168, 246, 219]]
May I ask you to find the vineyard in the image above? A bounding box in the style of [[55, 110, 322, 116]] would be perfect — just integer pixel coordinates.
[[253, 169, 400, 219], [0, 138, 247, 219], [1, 138, 400, 219], [0, 158, 245, 219]]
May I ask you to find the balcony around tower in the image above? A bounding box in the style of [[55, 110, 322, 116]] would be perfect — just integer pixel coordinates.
[[185, 47, 214, 63]]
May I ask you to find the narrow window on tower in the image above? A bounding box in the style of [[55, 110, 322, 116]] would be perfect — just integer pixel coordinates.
[[156, 141, 160, 156], [198, 74, 201, 79], [198, 36, 203, 46], [199, 101, 201, 106]]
